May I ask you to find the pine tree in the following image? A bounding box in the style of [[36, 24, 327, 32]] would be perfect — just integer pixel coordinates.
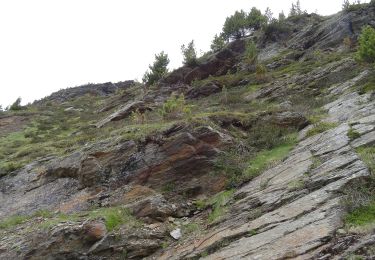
[[181, 40, 198, 66], [264, 7, 273, 24], [210, 34, 226, 52], [142, 51, 170, 85]]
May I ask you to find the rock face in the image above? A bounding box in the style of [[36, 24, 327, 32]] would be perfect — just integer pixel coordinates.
[[157, 73, 375, 260], [1, 6, 375, 260]]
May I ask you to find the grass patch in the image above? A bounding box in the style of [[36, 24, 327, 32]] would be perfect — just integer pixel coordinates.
[[244, 140, 295, 179], [88, 207, 139, 231], [306, 122, 338, 137], [0, 215, 29, 229], [207, 190, 234, 223], [348, 128, 361, 141], [356, 146, 375, 175], [345, 200, 375, 227]]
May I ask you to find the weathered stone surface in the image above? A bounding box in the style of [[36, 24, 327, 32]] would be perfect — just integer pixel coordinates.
[[267, 111, 309, 130], [186, 82, 222, 99], [155, 73, 374, 260], [96, 100, 150, 128]]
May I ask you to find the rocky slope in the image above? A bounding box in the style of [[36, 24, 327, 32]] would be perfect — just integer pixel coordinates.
[[0, 5, 375, 260]]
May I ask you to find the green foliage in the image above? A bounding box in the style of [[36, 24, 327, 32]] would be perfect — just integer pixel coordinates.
[[264, 19, 290, 41], [181, 40, 198, 66], [0, 215, 29, 229], [348, 127, 361, 140], [142, 51, 170, 85], [247, 7, 267, 30], [222, 10, 248, 40], [9, 97, 22, 111], [244, 41, 258, 65], [182, 223, 200, 235], [159, 93, 191, 120], [289, 0, 303, 16], [356, 146, 375, 175], [264, 7, 273, 24], [90, 208, 134, 231], [255, 64, 267, 82], [244, 139, 296, 180], [207, 190, 234, 223], [343, 0, 368, 11], [211, 34, 226, 52], [357, 25, 375, 63], [130, 109, 146, 124], [305, 122, 338, 137], [345, 200, 375, 226]]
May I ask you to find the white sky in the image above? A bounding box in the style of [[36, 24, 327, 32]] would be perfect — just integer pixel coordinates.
[[0, 0, 367, 107]]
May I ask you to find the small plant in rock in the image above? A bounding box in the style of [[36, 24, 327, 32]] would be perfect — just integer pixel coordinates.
[[343, 36, 355, 51], [220, 85, 228, 105], [348, 128, 361, 140], [130, 109, 146, 124], [255, 64, 267, 82], [159, 93, 192, 120]]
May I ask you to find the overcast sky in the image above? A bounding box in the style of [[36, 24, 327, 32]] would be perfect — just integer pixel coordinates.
[[0, 0, 368, 107]]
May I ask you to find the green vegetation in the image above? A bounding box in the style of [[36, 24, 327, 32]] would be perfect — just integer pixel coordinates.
[[0, 215, 29, 229], [289, 0, 303, 16], [305, 122, 338, 137], [88, 207, 138, 231], [142, 51, 170, 85], [348, 127, 361, 141], [1, 206, 138, 232], [181, 40, 198, 66], [9, 97, 22, 111], [244, 41, 258, 65], [211, 34, 225, 52], [343, 0, 370, 12], [345, 200, 375, 226], [356, 146, 375, 175], [207, 190, 234, 223], [357, 25, 375, 64], [244, 138, 296, 180], [159, 93, 191, 120], [222, 8, 266, 40], [343, 146, 375, 229]]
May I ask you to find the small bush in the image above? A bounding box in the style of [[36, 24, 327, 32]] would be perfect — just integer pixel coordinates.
[[159, 93, 191, 120], [255, 64, 267, 82], [9, 97, 22, 111], [348, 128, 361, 140], [357, 25, 375, 63], [244, 41, 258, 65]]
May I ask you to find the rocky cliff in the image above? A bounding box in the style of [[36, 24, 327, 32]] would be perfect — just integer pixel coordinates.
[[0, 5, 374, 260]]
